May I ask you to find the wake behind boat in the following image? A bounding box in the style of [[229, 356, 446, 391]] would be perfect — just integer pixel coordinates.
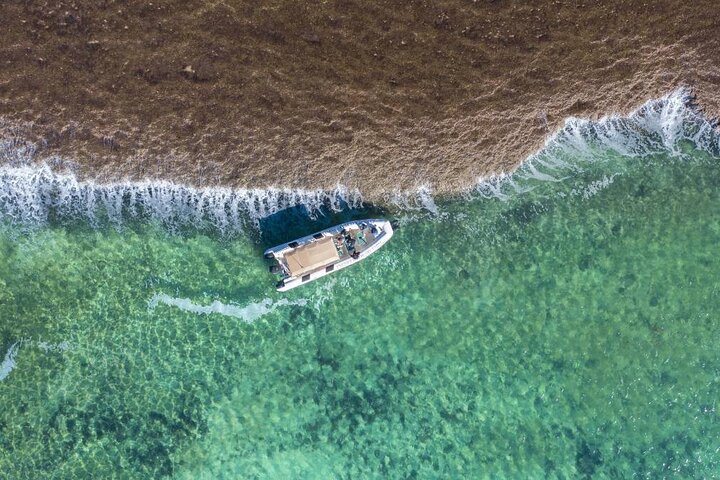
[[264, 219, 394, 291]]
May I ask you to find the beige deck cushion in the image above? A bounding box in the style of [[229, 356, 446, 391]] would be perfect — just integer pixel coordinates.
[[285, 237, 339, 277]]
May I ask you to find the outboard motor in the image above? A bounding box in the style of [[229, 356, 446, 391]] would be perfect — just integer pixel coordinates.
[[269, 265, 281, 274]]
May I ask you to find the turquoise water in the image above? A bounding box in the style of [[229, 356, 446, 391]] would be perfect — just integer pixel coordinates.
[[2, 94, 720, 478]]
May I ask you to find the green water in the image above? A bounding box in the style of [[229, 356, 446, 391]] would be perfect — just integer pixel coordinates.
[[2, 141, 720, 477]]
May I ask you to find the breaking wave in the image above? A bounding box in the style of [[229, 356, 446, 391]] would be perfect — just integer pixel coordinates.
[[0, 163, 363, 234], [0, 89, 716, 231], [475, 88, 719, 201]]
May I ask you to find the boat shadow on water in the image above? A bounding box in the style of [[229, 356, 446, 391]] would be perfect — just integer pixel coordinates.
[[256, 201, 389, 250]]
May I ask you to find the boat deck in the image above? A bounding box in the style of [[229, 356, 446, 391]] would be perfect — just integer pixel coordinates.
[[331, 226, 376, 260]]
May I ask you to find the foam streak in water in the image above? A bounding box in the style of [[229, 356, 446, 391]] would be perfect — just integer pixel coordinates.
[[148, 293, 307, 323], [37, 340, 71, 353], [0, 342, 20, 381]]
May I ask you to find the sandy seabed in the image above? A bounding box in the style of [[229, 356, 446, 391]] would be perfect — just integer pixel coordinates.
[[1, 0, 719, 197]]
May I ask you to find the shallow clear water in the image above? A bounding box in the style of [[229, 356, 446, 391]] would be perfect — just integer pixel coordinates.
[[2, 95, 720, 478]]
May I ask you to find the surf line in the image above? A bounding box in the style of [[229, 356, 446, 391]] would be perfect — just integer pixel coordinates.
[[0, 162, 365, 231], [474, 88, 720, 202], [148, 293, 307, 323]]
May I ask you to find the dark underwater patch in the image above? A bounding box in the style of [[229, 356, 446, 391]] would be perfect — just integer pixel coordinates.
[[576, 439, 603, 477]]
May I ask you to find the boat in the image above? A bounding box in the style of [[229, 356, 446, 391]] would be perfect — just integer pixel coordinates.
[[264, 219, 394, 291]]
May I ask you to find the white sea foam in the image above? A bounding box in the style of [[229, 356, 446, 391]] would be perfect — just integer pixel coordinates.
[[148, 293, 307, 322], [0, 163, 364, 233], [475, 88, 720, 201], [0, 342, 20, 381], [568, 174, 618, 200], [0, 89, 716, 227], [384, 184, 444, 218], [0, 339, 73, 382]]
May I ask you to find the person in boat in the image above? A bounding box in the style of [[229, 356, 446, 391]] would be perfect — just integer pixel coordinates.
[[345, 234, 355, 251], [333, 236, 345, 255], [351, 251, 360, 259]]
